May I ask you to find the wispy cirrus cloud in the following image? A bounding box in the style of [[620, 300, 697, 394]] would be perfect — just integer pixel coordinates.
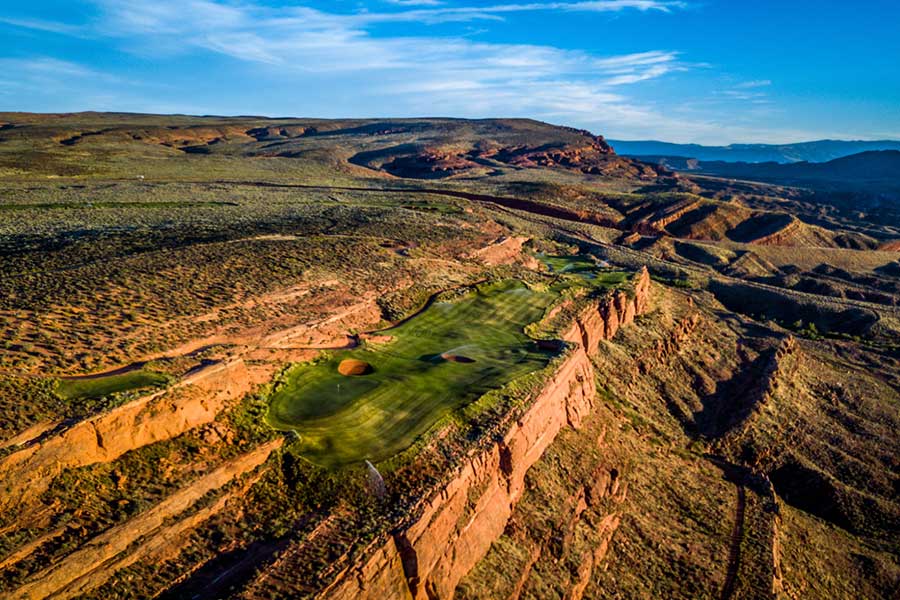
[[6, 0, 766, 142], [0, 57, 135, 99], [0, 16, 85, 36], [717, 79, 774, 103], [84, 0, 688, 32], [84, 1, 687, 77], [350, 1, 689, 24], [384, 0, 445, 6], [735, 79, 772, 89]]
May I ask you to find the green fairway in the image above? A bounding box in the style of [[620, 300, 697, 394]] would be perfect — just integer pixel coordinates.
[[539, 253, 630, 287], [539, 253, 601, 274], [267, 280, 561, 467], [57, 370, 171, 401]]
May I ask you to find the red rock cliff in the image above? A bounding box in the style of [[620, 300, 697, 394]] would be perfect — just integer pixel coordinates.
[[0, 359, 252, 509], [322, 268, 652, 600]]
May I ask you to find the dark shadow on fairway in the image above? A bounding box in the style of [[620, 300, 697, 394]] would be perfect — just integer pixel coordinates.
[[418, 352, 477, 363], [440, 353, 476, 363]]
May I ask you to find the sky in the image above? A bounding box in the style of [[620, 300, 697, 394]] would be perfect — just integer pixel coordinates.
[[1, 0, 899, 144]]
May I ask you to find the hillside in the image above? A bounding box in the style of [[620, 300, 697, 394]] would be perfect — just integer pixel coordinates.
[[0, 112, 670, 183], [0, 113, 898, 600]]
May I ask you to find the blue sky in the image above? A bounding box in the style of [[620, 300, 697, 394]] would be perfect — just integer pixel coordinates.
[[1, 0, 898, 143]]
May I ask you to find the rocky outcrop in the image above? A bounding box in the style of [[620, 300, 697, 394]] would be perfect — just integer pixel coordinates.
[[321, 269, 652, 600], [719, 337, 801, 462], [365, 134, 669, 181], [745, 216, 803, 246], [382, 151, 483, 179], [565, 514, 622, 600], [634, 312, 702, 376], [0, 359, 253, 508], [641, 198, 705, 234], [9, 439, 282, 600], [562, 267, 652, 356], [466, 236, 531, 267], [245, 125, 315, 140], [752, 336, 800, 406], [770, 505, 786, 599]]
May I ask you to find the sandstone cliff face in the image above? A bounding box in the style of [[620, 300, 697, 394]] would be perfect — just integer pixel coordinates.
[[322, 268, 652, 600], [563, 267, 652, 355], [0, 359, 253, 509], [643, 199, 705, 234]]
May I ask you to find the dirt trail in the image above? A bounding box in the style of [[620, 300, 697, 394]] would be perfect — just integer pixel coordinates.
[[720, 484, 747, 600]]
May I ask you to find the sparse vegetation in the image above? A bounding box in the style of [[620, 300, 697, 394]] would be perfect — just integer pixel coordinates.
[[1, 113, 898, 599]]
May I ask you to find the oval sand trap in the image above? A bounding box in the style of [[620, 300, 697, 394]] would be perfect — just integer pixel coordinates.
[[338, 359, 372, 376]]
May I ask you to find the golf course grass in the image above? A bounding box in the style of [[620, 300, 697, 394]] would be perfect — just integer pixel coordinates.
[[57, 370, 171, 401], [539, 253, 629, 287], [539, 253, 600, 274], [267, 279, 562, 466]]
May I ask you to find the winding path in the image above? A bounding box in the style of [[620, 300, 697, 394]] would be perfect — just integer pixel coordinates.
[[720, 483, 747, 600]]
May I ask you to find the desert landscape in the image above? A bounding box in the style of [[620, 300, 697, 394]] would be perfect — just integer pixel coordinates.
[[0, 112, 897, 599], [3, 1, 900, 598]]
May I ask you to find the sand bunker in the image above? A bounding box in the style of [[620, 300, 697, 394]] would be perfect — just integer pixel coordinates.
[[338, 359, 373, 376], [440, 353, 476, 364]]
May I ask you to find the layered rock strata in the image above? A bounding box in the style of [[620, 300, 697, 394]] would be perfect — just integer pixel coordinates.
[[0, 359, 253, 508]]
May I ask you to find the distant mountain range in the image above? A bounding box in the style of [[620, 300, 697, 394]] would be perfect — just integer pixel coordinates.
[[609, 139, 900, 164], [640, 150, 900, 194]]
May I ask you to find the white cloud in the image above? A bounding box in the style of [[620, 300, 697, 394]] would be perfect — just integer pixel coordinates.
[[91, 0, 687, 31], [6, 1, 824, 143], [0, 57, 113, 81], [0, 16, 84, 36], [385, 0, 445, 6], [735, 79, 772, 88], [86, 2, 685, 81]]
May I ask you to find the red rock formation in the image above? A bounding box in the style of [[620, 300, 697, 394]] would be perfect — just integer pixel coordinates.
[[466, 236, 531, 267], [245, 125, 314, 140], [565, 514, 622, 600], [563, 267, 652, 354], [0, 360, 253, 509], [381, 149, 483, 179], [374, 134, 670, 181], [322, 268, 652, 600], [645, 199, 704, 231], [747, 216, 803, 246]]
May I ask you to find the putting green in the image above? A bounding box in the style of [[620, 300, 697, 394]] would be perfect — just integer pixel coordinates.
[[267, 280, 561, 466], [538, 254, 629, 287]]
